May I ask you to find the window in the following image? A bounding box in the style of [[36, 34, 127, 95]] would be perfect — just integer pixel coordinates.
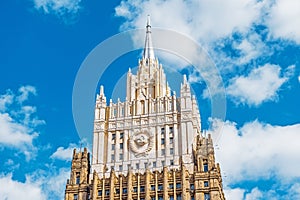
[[204, 193, 210, 200], [133, 187, 138, 193], [74, 194, 78, 200], [177, 194, 182, 200], [158, 184, 163, 191], [105, 190, 110, 196], [136, 163, 139, 169], [170, 148, 174, 155], [129, 105, 132, 115], [169, 183, 174, 189], [98, 190, 102, 196], [161, 138, 165, 145], [161, 128, 165, 134], [170, 160, 174, 165], [121, 107, 124, 116], [140, 186, 145, 192], [127, 164, 131, 170], [176, 183, 181, 189], [151, 185, 155, 191], [113, 108, 117, 116], [190, 184, 195, 190], [170, 196, 174, 200], [119, 153, 123, 160], [158, 196, 163, 200], [153, 161, 156, 168], [191, 196, 195, 200], [120, 143, 123, 149], [162, 161, 165, 166], [119, 165, 123, 171], [203, 163, 208, 172], [116, 188, 120, 194], [112, 144, 115, 150], [170, 137, 173, 144], [111, 154, 115, 161], [76, 172, 80, 184], [123, 188, 127, 194], [120, 132, 124, 139], [169, 127, 174, 134], [112, 133, 116, 140], [204, 181, 209, 187], [161, 149, 165, 156]]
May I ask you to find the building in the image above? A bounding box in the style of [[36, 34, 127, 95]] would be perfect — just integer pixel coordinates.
[[65, 17, 226, 200]]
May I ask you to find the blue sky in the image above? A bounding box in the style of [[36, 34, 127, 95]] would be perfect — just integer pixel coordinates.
[[0, 0, 300, 199]]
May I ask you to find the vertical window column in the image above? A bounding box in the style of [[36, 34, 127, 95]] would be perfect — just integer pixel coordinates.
[[123, 130, 128, 161], [108, 132, 114, 163], [157, 126, 162, 160]]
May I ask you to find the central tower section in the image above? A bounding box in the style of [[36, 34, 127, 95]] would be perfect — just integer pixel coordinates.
[[92, 17, 201, 178]]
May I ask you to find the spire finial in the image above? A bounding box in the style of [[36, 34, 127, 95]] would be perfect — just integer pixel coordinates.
[[143, 15, 155, 60]]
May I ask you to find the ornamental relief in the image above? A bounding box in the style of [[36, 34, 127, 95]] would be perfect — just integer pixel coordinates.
[[129, 129, 154, 158], [94, 122, 104, 131]]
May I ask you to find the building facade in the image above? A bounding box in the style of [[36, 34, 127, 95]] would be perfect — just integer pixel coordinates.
[[65, 17, 226, 200]]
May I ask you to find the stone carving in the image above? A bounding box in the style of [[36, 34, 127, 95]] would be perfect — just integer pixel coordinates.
[[129, 130, 154, 157]]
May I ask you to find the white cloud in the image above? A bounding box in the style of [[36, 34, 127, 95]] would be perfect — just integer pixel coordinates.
[[115, 0, 263, 43], [50, 143, 77, 161], [208, 119, 300, 199], [226, 64, 294, 106], [224, 187, 245, 200], [209, 119, 300, 182], [28, 167, 70, 199], [0, 86, 44, 160], [114, 0, 267, 72], [0, 173, 45, 200], [0, 113, 38, 149], [17, 85, 37, 103], [266, 0, 300, 44], [115, 0, 300, 105], [33, 0, 82, 16], [0, 90, 14, 112], [245, 188, 263, 200], [0, 167, 70, 200]]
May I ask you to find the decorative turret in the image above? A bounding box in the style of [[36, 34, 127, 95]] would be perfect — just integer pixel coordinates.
[[65, 148, 90, 200]]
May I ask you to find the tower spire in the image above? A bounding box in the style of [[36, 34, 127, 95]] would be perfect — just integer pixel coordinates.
[[143, 15, 155, 60]]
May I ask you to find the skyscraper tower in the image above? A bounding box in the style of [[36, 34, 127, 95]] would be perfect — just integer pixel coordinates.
[[65, 17, 226, 200]]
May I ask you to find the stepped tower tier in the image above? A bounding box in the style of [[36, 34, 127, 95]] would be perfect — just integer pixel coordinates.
[[65, 16, 225, 200], [92, 17, 201, 177]]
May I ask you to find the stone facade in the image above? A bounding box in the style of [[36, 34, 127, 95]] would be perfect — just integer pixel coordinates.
[[65, 17, 225, 200]]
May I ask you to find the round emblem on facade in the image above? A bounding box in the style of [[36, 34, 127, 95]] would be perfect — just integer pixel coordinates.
[[129, 130, 154, 157]]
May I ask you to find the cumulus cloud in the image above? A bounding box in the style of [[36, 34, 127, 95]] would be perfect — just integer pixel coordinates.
[[0, 167, 70, 200], [115, 0, 263, 43], [0, 173, 45, 200], [208, 119, 300, 199], [115, 0, 300, 106], [226, 64, 294, 106], [266, 0, 300, 44], [50, 143, 77, 161], [223, 188, 245, 200], [33, 0, 82, 18], [0, 86, 44, 160], [209, 119, 300, 182], [27, 167, 70, 199]]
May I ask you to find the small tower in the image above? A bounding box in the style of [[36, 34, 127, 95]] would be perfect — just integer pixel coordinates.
[[65, 148, 90, 200]]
